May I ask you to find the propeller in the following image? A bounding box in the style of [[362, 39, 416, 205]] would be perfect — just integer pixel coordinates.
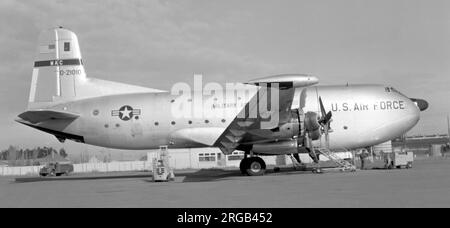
[[296, 96, 333, 163], [318, 96, 332, 149], [297, 109, 320, 163]]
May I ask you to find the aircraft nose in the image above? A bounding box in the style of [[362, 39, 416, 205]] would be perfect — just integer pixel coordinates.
[[410, 98, 429, 111]]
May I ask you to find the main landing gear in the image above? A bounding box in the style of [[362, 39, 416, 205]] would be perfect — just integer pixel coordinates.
[[239, 156, 266, 176]]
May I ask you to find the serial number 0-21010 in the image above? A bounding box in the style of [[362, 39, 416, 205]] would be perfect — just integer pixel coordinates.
[[59, 69, 82, 76]]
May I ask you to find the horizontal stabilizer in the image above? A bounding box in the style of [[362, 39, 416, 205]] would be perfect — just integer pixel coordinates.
[[17, 109, 79, 124]]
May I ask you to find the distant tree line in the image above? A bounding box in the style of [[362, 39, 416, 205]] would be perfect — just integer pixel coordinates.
[[0, 145, 68, 161]]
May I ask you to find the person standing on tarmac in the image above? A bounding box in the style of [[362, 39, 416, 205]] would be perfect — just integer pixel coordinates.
[[359, 149, 369, 170]]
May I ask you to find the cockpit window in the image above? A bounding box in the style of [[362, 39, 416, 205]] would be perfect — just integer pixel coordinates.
[[385, 87, 406, 97]]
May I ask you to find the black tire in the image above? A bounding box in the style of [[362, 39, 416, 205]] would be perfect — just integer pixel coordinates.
[[239, 158, 249, 174], [245, 157, 266, 176], [314, 168, 323, 174], [406, 162, 412, 169]]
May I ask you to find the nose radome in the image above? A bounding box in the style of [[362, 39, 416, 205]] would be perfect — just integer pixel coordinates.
[[410, 98, 429, 111]]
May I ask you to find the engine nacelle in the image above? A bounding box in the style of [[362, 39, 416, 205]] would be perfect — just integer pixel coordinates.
[[252, 139, 310, 155], [277, 120, 300, 139]]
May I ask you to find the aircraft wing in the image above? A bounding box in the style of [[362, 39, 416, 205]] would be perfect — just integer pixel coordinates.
[[170, 127, 226, 146], [17, 109, 80, 124], [214, 75, 318, 154]]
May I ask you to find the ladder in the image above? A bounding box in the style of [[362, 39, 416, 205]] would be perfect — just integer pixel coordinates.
[[316, 148, 356, 172]]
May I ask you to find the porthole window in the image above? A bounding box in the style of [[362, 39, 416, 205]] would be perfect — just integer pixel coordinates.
[[205, 120, 209, 124], [344, 126, 348, 130], [170, 99, 175, 103], [155, 122, 159, 126], [104, 124, 109, 128], [171, 121, 176, 125], [221, 119, 226, 123], [188, 120, 192, 124], [93, 110, 99, 116], [116, 123, 120, 128]]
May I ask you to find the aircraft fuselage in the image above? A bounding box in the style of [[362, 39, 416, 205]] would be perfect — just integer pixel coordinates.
[[27, 84, 421, 151]]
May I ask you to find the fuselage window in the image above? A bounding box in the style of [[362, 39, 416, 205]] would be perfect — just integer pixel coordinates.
[[205, 120, 209, 124], [188, 120, 192, 124], [155, 122, 159, 126], [171, 121, 176, 125]]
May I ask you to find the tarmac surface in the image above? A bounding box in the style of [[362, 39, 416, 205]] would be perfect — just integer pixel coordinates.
[[1, 158, 450, 207]]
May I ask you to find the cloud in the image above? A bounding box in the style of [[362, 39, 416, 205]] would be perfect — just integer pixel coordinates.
[[0, 0, 287, 150]]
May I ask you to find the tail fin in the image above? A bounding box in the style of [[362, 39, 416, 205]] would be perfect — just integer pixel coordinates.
[[30, 27, 86, 107], [29, 27, 164, 109]]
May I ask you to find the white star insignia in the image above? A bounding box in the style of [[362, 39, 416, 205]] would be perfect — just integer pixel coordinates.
[[120, 107, 132, 119]]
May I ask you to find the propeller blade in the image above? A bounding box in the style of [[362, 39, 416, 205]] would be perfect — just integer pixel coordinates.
[[319, 96, 327, 117], [324, 111, 332, 123], [318, 97, 332, 149], [324, 124, 330, 148]]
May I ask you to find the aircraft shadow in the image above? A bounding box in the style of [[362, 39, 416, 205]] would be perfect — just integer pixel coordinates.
[[173, 167, 317, 183]]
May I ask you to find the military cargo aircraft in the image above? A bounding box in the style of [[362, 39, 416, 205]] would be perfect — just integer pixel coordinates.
[[16, 28, 428, 176]]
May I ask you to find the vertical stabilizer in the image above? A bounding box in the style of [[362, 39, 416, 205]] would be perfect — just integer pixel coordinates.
[[28, 27, 165, 110], [29, 27, 86, 108]]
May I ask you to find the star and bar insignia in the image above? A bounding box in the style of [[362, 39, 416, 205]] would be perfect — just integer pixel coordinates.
[[111, 105, 141, 121]]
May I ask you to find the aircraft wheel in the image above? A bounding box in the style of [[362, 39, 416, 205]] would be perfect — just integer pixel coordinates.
[[245, 157, 266, 176], [406, 162, 412, 169], [312, 168, 323, 174], [239, 158, 249, 174]]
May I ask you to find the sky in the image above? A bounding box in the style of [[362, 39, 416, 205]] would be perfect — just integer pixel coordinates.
[[0, 0, 449, 158]]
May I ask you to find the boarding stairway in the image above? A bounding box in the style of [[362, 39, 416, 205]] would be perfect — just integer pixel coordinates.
[[288, 148, 356, 172], [316, 148, 356, 172], [288, 154, 307, 170]]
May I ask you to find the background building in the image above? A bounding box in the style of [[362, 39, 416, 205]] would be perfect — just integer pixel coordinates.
[[392, 134, 449, 157]]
